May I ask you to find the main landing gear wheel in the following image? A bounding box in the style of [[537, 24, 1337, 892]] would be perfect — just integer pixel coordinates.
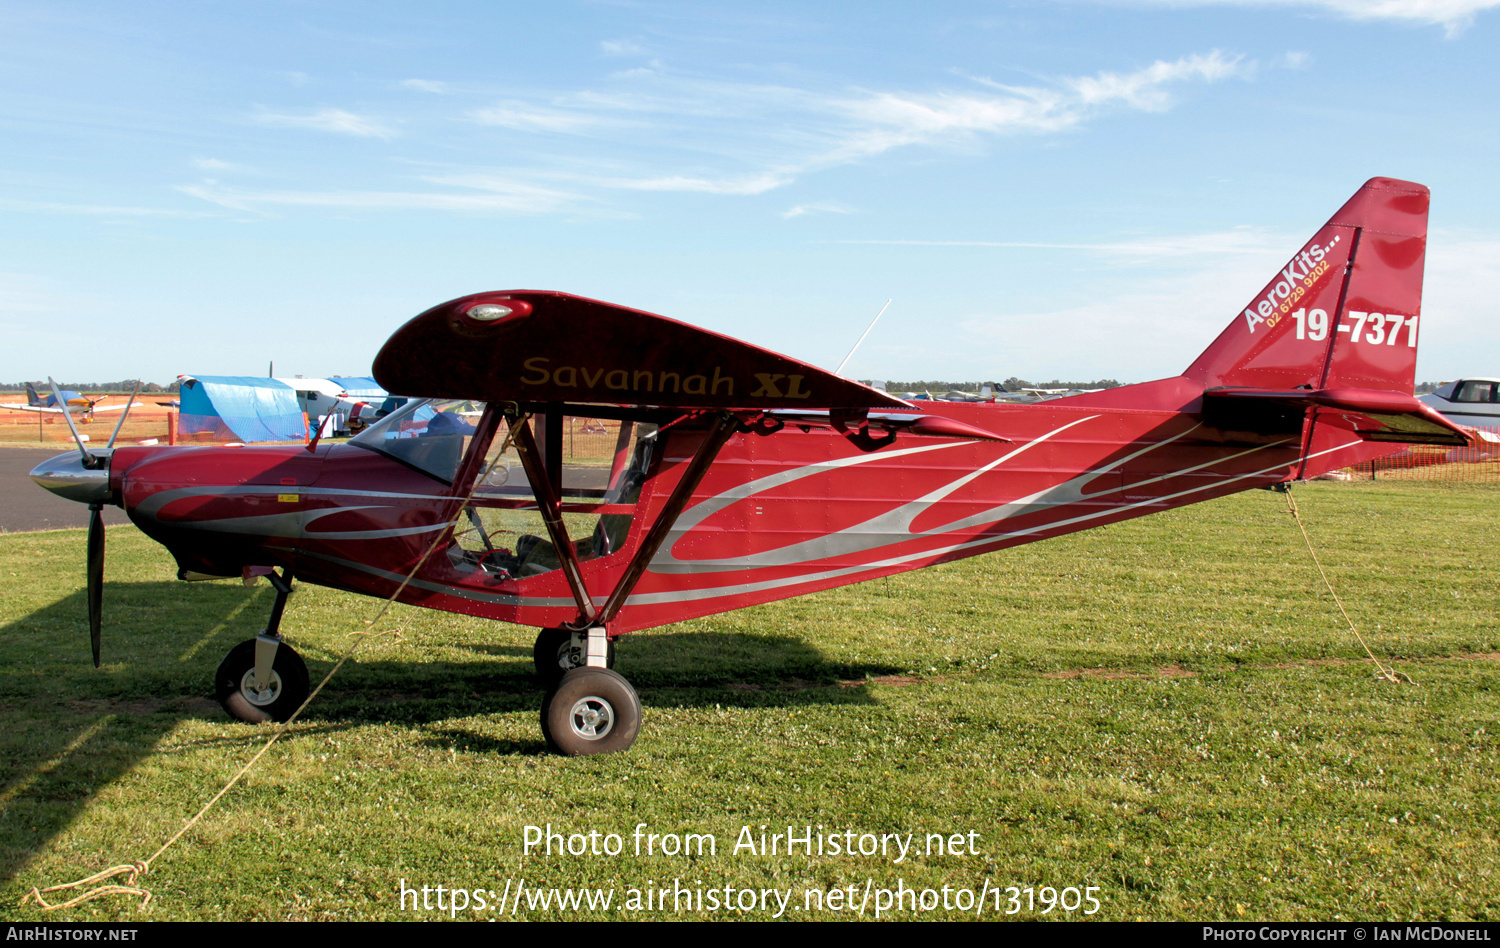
[[540, 667, 641, 756], [533, 627, 614, 685], [214, 639, 310, 724]]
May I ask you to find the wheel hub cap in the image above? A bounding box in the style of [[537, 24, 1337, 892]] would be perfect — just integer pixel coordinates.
[[239, 669, 283, 707], [569, 697, 615, 740]]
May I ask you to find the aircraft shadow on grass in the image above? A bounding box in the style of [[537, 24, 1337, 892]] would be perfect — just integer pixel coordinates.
[[0, 581, 898, 885]]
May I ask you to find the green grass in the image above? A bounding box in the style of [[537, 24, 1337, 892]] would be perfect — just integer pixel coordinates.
[[1, 481, 1496, 921]]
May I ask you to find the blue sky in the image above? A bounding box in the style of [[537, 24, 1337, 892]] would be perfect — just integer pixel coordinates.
[[3, 0, 1498, 386]]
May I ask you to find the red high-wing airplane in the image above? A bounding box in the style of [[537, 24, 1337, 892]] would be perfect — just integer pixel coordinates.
[[30, 178, 1469, 755]]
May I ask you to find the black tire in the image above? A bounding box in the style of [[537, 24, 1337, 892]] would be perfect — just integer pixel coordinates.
[[533, 627, 615, 685], [540, 667, 641, 756], [214, 639, 310, 724]]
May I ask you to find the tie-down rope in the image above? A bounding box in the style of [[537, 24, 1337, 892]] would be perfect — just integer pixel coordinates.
[[22, 418, 523, 912], [1283, 485, 1413, 686]]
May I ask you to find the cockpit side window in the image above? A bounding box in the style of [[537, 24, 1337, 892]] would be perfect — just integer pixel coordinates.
[[1454, 381, 1499, 404], [449, 414, 659, 580]]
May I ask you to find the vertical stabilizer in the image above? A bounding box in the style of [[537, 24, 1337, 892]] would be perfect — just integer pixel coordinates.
[[1184, 177, 1429, 394]]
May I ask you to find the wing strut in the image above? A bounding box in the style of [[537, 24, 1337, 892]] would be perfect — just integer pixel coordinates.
[[505, 409, 598, 625], [596, 412, 740, 626]]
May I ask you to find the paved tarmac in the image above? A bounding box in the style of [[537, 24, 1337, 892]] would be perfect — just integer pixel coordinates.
[[0, 445, 132, 533]]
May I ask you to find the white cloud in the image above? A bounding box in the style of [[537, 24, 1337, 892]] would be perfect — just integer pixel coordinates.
[[783, 203, 854, 219], [470, 102, 605, 132], [827, 89, 1072, 160], [198, 49, 1252, 221], [837, 227, 1286, 257], [1116, 0, 1500, 36], [192, 157, 249, 172], [610, 61, 666, 80], [0, 198, 199, 218], [253, 108, 396, 139], [1067, 51, 1250, 110], [821, 51, 1251, 163], [600, 38, 647, 56], [177, 178, 581, 215], [597, 172, 792, 195], [450, 50, 1251, 198]]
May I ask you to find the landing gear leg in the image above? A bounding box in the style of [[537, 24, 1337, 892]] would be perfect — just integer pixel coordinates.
[[537, 627, 639, 755], [215, 570, 310, 724], [529, 413, 738, 756], [533, 626, 614, 685]]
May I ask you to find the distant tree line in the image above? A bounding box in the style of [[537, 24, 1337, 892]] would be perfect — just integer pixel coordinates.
[[0, 380, 180, 393]]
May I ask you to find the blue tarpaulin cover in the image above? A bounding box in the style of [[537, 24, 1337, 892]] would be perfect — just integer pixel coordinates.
[[326, 376, 387, 400], [179, 376, 307, 443]]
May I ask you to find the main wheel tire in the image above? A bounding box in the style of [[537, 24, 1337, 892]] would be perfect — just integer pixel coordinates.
[[540, 667, 641, 756], [532, 627, 615, 685], [214, 639, 310, 724]]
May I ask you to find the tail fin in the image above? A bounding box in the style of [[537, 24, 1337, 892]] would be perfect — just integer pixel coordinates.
[[1183, 178, 1470, 476], [25, 382, 42, 406], [1185, 177, 1428, 393]]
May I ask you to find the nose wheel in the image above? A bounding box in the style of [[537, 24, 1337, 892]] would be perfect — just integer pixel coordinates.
[[214, 639, 310, 724], [213, 569, 309, 724], [540, 667, 641, 756]]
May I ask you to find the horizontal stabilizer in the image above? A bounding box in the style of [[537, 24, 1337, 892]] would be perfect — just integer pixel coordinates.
[[1203, 387, 1471, 446]]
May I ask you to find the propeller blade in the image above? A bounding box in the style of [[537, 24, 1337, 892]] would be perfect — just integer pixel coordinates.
[[48, 377, 93, 466], [106, 380, 142, 450], [87, 504, 104, 667]]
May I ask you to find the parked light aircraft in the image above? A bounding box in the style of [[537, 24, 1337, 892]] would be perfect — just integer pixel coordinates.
[[274, 378, 387, 436], [1419, 378, 1500, 426], [4, 382, 138, 421], [29, 178, 1468, 755]]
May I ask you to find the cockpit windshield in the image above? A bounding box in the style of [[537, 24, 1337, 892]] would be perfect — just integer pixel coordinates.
[[348, 397, 485, 483]]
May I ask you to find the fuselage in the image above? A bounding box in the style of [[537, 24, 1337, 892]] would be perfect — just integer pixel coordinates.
[[81, 382, 1393, 638]]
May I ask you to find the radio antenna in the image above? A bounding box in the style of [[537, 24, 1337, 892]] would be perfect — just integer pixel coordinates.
[[836, 299, 891, 377]]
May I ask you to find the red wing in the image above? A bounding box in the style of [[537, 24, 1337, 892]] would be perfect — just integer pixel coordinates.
[[374, 291, 908, 410]]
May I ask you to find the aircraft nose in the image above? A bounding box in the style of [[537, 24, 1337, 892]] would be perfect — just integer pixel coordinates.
[[30, 450, 112, 506]]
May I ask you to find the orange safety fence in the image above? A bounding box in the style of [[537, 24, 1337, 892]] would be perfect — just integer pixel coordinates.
[[0, 403, 178, 446], [1341, 425, 1500, 484], [0, 404, 311, 447]]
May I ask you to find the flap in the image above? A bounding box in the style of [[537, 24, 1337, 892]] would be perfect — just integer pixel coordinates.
[[374, 291, 909, 411]]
